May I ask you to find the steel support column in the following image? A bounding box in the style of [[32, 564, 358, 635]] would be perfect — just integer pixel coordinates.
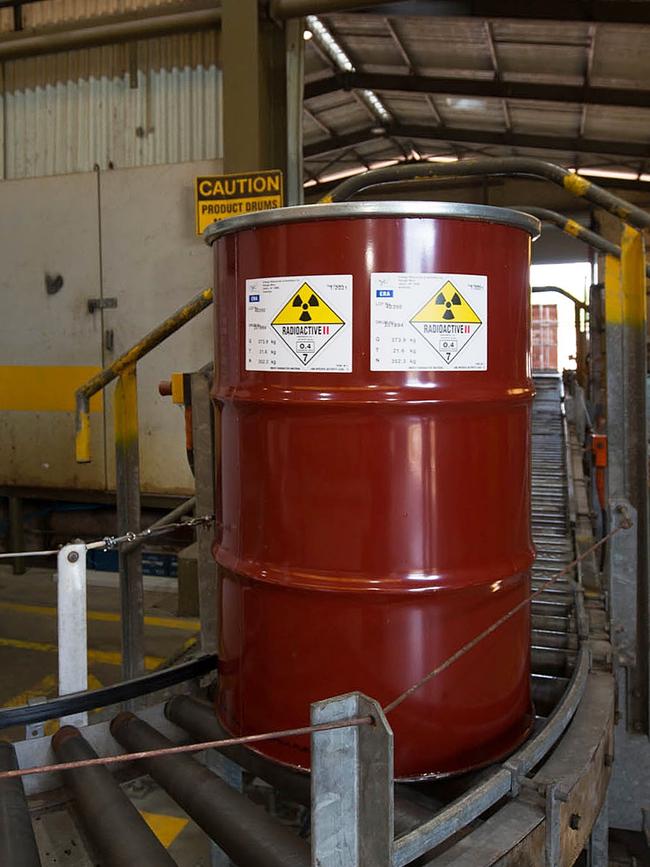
[[605, 233, 649, 733], [190, 368, 217, 655], [114, 365, 144, 680], [285, 16, 304, 204], [222, 0, 288, 176]]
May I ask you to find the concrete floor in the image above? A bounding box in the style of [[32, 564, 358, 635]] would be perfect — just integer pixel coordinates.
[[0, 563, 198, 719], [0, 562, 217, 865]]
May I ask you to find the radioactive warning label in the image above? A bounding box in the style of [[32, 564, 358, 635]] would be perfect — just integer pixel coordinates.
[[371, 273, 488, 371], [246, 275, 352, 372]]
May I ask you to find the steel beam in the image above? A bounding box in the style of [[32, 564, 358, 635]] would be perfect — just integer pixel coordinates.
[[304, 123, 650, 161], [305, 72, 650, 110], [274, 0, 650, 22], [0, 2, 221, 61], [222, 0, 288, 176]]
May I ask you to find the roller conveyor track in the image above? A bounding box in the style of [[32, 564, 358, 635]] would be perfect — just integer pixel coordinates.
[[530, 374, 578, 681], [5, 371, 602, 867]]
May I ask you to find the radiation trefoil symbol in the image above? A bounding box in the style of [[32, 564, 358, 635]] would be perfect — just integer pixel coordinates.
[[410, 280, 482, 364], [272, 282, 345, 366]]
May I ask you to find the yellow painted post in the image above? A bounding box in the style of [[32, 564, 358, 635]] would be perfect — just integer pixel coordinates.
[[605, 229, 649, 733], [114, 365, 144, 679], [75, 403, 91, 463]]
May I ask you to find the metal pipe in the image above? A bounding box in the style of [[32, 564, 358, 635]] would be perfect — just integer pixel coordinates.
[[0, 743, 42, 867], [52, 727, 176, 867], [0, 3, 221, 61], [523, 206, 650, 278], [164, 695, 440, 835], [321, 157, 650, 231], [532, 285, 587, 309], [75, 287, 212, 463], [110, 712, 310, 867], [271, 0, 395, 18]]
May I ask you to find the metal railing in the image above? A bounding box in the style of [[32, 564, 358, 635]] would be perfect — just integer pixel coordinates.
[[74, 287, 213, 680], [322, 157, 648, 733]]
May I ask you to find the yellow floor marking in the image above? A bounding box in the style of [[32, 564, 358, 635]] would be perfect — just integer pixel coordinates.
[[0, 637, 164, 670], [140, 811, 189, 848], [2, 673, 58, 708], [0, 601, 199, 632]]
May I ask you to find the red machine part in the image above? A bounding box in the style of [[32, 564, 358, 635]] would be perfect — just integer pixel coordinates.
[[591, 432, 608, 510], [209, 206, 536, 779]]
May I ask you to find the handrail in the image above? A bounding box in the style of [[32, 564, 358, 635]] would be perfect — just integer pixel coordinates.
[[523, 205, 650, 278], [532, 285, 587, 310], [531, 285, 588, 386], [75, 287, 213, 463], [74, 285, 213, 681], [320, 157, 650, 231]]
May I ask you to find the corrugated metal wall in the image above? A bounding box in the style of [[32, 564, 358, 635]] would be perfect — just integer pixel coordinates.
[[0, 30, 222, 179]]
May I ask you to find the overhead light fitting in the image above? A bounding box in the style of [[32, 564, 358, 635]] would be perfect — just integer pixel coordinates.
[[305, 15, 391, 124], [577, 167, 641, 181]]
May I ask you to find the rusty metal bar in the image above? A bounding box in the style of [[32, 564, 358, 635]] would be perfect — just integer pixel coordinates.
[[320, 157, 650, 230]]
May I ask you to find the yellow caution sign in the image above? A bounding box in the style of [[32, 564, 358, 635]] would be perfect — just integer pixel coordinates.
[[411, 280, 481, 325], [410, 280, 483, 365], [271, 282, 345, 366], [195, 169, 283, 234]]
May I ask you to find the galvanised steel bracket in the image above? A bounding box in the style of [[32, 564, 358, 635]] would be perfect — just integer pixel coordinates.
[[311, 693, 393, 867]]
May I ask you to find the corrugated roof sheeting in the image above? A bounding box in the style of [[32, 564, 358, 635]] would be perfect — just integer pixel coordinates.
[[585, 104, 650, 143], [508, 100, 581, 136], [591, 25, 650, 87], [1, 31, 221, 179], [303, 13, 650, 186]]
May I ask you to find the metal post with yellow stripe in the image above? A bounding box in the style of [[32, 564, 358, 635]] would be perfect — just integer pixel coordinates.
[[605, 228, 649, 733]]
